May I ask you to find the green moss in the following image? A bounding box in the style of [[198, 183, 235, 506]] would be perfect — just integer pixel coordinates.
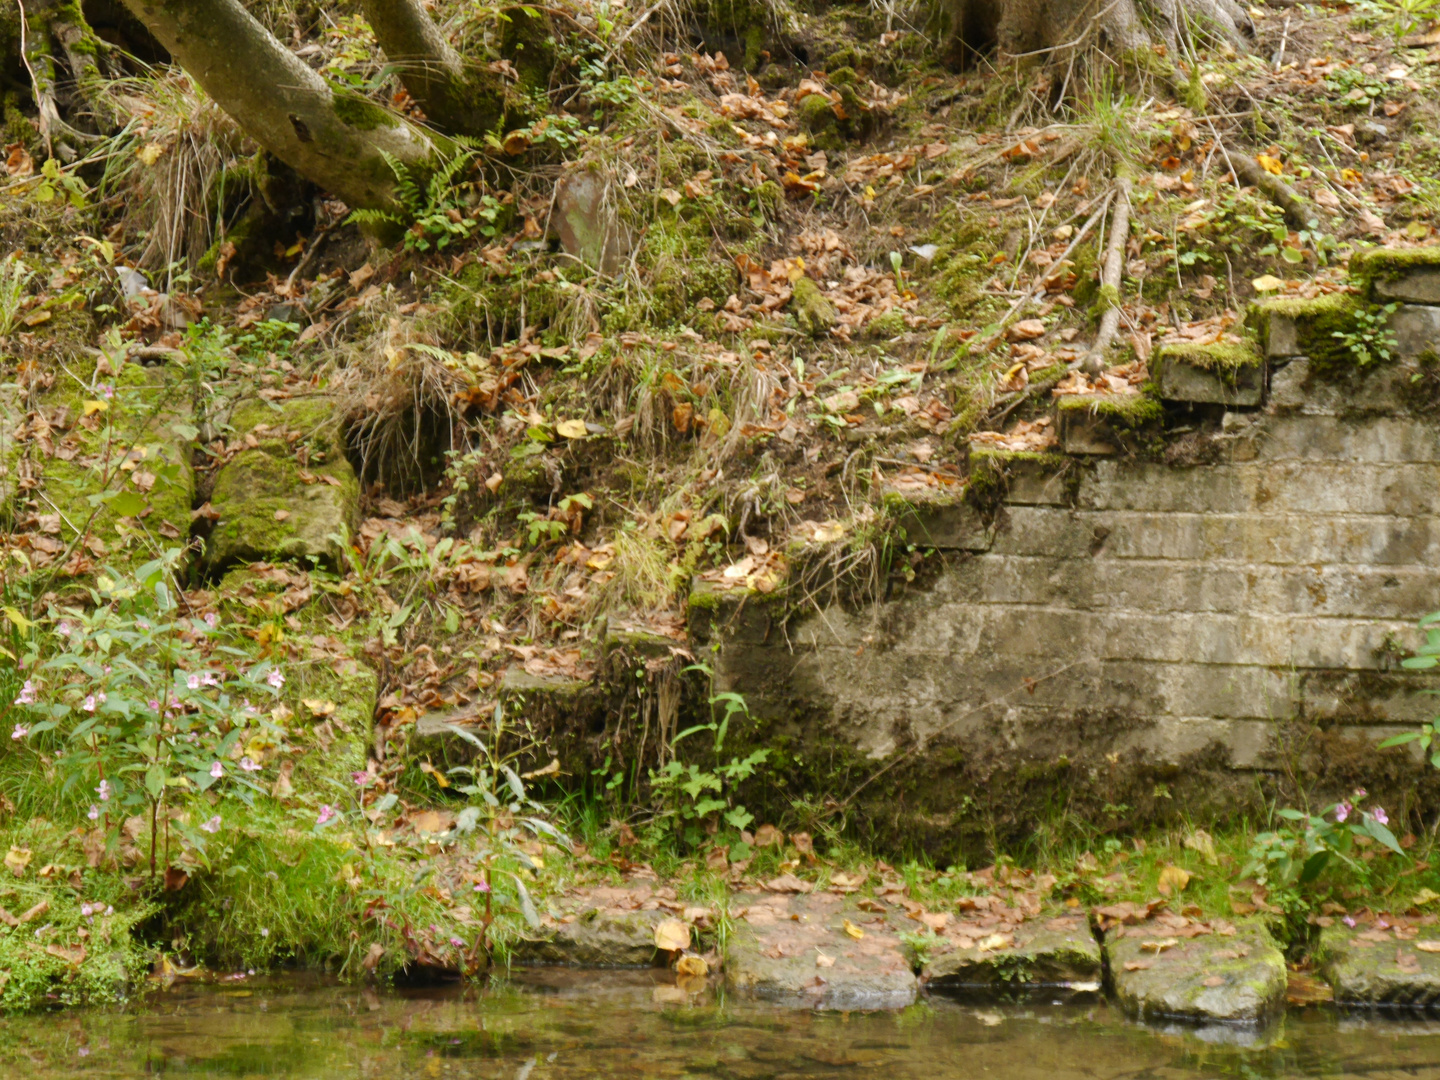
[[968, 447, 1068, 468], [1056, 390, 1164, 427], [230, 396, 342, 456], [1090, 282, 1122, 320], [641, 215, 738, 326], [791, 276, 837, 337], [865, 308, 907, 339], [797, 92, 841, 150], [331, 88, 395, 132], [1154, 341, 1262, 379], [1027, 363, 1070, 386], [1349, 244, 1440, 300]]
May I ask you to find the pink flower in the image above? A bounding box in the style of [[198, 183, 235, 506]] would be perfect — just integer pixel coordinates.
[[473, 880, 490, 893], [148, 699, 160, 712], [1372, 807, 1389, 826], [87, 805, 99, 821], [267, 669, 285, 689], [56, 621, 71, 637], [449, 936, 465, 948], [82, 695, 96, 712], [1343, 915, 1356, 927], [202, 673, 219, 687], [1355, 788, 1368, 799], [239, 757, 261, 772], [1335, 802, 1351, 823], [201, 815, 221, 833], [10, 724, 28, 740], [96, 383, 114, 401], [352, 771, 371, 787], [204, 612, 218, 629], [97, 779, 110, 801], [317, 804, 337, 826], [13, 680, 35, 706], [187, 674, 200, 690], [209, 761, 224, 779]]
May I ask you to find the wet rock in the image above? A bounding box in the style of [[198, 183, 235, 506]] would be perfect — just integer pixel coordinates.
[[205, 397, 359, 571], [554, 170, 630, 275], [922, 913, 1101, 994], [791, 276, 837, 337], [1316, 922, 1440, 1005], [511, 908, 666, 967], [1108, 917, 1286, 1023], [725, 891, 918, 1010]]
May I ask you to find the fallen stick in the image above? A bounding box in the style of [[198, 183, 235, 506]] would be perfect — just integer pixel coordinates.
[[1080, 172, 1132, 375]]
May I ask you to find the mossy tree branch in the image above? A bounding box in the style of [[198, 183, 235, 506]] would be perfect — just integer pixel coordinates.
[[118, 0, 449, 213]]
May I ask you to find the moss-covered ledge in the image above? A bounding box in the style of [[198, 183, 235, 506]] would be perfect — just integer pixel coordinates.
[[1056, 391, 1164, 455], [1152, 341, 1265, 406], [1350, 245, 1440, 304]]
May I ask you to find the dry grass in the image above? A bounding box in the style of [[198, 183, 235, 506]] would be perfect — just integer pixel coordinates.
[[101, 68, 246, 283]]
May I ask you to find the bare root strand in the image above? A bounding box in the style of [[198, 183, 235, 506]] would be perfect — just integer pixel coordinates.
[[1228, 149, 1311, 229], [1081, 174, 1132, 376]]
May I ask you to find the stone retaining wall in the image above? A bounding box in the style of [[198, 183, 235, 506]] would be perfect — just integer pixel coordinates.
[[696, 248, 1440, 856]]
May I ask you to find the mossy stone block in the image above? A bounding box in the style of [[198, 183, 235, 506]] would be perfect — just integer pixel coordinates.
[[1056, 393, 1163, 455], [1350, 245, 1440, 304], [1153, 342, 1265, 406], [1247, 293, 1358, 362], [922, 914, 1102, 993], [206, 397, 357, 571]]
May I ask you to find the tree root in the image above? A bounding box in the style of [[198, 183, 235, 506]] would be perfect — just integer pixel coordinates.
[[1080, 172, 1132, 376], [18, 0, 117, 154], [1227, 149, 1313, 229]]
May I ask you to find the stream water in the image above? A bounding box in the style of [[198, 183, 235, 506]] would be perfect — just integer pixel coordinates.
[[4, 969, 1440, 1078]]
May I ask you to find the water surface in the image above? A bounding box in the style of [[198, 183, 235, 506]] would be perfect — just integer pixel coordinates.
[[6, 969, 1440, 1078]]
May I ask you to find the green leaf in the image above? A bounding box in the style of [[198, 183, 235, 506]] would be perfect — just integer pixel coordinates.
[[1298, 849, 1330, 884], [144, 763, 165, 799], [105, 491, 148, 518], [1365, 816, 1405, 856], [1379, 731, 1423, 748]]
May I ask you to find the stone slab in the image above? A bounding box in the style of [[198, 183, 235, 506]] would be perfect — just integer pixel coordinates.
[[1153, 353, 1264, 407], [511, 908, 666, 967], [888, 494, 992, 551], [922, 913, 1102, 993], [1108, 917, 1286, 1024], [1317, 922, 1440, 1006], [1059, 408, 1119, 455], [725, 891, 918, 1010]]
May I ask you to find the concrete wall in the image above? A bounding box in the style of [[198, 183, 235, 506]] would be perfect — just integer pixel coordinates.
[[697, 257, 1440, 854]]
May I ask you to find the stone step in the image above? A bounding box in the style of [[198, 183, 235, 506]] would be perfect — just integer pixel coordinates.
[[1107, 916, 1287, 1024], [1316, 922, 1440, 1006], [919, 911, 1102, 997], [724, 889, 918, 1010]]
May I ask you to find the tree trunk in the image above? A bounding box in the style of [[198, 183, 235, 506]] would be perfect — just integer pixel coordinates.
[[118, 0, 448, 212], [360, 0, 504, 137], [953, 0, 1254, 58]]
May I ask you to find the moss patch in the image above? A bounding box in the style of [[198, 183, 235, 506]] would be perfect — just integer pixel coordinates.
[[1350, 244, 1440, 301]]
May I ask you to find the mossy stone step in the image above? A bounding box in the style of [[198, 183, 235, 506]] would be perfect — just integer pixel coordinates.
[[511, 908, 669, 967], [920, 912, 1102, 995], [1056, 393, 1164, 455], [1351, 245, 1440, 304], [881, 485, 991, 551], [1316, 922, 1440, 1006], [1107, 917, 1286, 1024], [1152, 342, 1265, 407]]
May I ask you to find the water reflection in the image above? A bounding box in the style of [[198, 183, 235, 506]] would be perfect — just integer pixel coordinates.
[[2, 968, 1440, 1078]]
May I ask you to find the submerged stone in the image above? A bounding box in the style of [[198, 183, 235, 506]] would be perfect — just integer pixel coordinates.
[[724, 891, 918, 1010], [1316, 922, 1440, 1005], [511, 908, 667, 967], [922, 914, 1102, 994], [1108, 917, 1286, 1024]]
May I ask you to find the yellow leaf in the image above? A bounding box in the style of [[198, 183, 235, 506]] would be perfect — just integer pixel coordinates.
[[1415, 940, 1440, 953], [1251, 274, 1284, 292], [978, 933, 1014, 952], [1412, 887, 1440, 907], [136, 142, 166, 166], [3, 607, 33, 633], [4, 847, 31, 877], [1157, 865, 1192, 895], [842, 918, 865, 940], [654, 918, 691, 952], [417, 761, 450, 788], [676, 953, 708, 977], [556, 419, 588, 439], [1341, 168, 1364, 184], [1140, 937, 1180, 953], [82, 399, 109, 416], [302, 698, 336, 718], [1255, 154, 1284, 176]]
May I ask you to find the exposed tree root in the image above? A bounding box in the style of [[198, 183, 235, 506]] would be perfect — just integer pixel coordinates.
[[18, 0, 119, 153], [1081, 171, 1132, 375], [1227, 148, 1313, 229]]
